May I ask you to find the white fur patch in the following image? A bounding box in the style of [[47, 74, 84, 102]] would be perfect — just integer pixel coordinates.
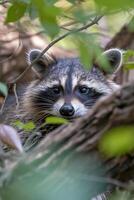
[[60, 76, 67, 89], [52, 98, 88, 118], [71, 98, 88, 117], [72, 75, 79, 90]]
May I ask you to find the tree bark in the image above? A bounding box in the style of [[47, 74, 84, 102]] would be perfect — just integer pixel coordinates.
[[1, 82, 134, 184], [1, 16, 134, 200], [105, 17, 134, 84]]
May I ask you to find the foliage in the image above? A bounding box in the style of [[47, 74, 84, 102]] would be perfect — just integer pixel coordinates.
[[124, 50, 134, 69], [110, 190, 134, 200], [1, 1, 134, 200], [99, 125, 134, 157], [4, 0, 134, 68], [45, 116, 68, 125], [5, 1, 27, 23], [0, 82, 8, 96], [0, 152, 107, 200], [12, 120, 36, 132]]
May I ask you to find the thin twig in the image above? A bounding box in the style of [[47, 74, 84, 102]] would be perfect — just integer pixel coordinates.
[[0, 15, 102, 114], [10, 15, 103, 84], [13, 84, 19, 109], [0, 94, 8, 114]]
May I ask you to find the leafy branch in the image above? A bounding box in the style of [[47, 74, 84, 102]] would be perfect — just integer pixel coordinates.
[[10, 15, 103, 85]]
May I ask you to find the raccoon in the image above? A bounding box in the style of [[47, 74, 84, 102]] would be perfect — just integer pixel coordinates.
[[22, 48, 123, 121]]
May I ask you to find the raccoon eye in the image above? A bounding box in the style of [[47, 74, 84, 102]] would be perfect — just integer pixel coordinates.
[[52, 86, 61, 94], [78, 86, 90, 94]]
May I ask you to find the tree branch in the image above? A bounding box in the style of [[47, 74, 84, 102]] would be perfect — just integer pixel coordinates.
[[10, 15, 103, 85]]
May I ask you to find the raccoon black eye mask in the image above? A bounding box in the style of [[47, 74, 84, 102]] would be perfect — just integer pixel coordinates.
[[23, 48, 123, 120]]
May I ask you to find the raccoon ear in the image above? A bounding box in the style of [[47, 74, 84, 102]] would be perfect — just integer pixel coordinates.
[[101, 48, 123, 75], [27, 49, 55, 77]]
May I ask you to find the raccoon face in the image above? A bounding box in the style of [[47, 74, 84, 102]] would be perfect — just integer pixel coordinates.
[[24, 48, 123, 120]]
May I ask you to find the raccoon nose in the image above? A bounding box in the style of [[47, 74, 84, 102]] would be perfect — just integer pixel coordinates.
[[60, 104, 74, 117]]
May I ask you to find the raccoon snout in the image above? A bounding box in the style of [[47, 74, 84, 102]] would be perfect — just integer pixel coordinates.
[[60, 103, 75, 117]]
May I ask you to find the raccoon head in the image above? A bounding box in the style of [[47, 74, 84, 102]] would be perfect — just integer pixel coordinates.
[[23, 48, 123, 120]]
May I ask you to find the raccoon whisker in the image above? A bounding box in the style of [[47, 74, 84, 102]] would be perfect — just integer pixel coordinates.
[[34, 105, 52, 109], [33, 109, 51, 115], [36, 114, 50, 125], [34, 113, 50, 124], [34, 96, 55, 100], [34, 101, 53, 105], [34, 98, 55, 104], [33, 102, 54, 106], [33, 95, 55, 100]]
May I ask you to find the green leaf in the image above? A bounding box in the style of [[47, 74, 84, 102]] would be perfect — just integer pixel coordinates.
[[33, 0, 60, 38], [75, 33, 102, 69], [23, 121, 35, 132], [28, 3, 38, 20], [45, 116, 68, 125], [12, 120, 35, 132], [12, 120, 25, 129], [5, 2, 27, 23], [78, 40, 92, 69], [0, 82, 8, 96], [73, 9, 91, 23], [124, 62, 134, 70], [66, 0, 77, 4], [94, 0, 134, 12], [123, 50, 134, 62], [128, 17, 134, 31], [45, 0, 58, 5], [110, 190, 133, 200], [99, 125, 134, 157]]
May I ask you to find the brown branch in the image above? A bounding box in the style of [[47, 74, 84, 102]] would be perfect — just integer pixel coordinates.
[[1, 82, 134, 194], [9, 15, 103, 85], [105, 16, 134, 50], [0, 15, 102, 113], [29, 82, 134, 159]]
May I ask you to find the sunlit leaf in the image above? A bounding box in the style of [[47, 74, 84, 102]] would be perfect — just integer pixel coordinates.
[[0, 82, 8, 96], [94, 0, 134, 12], [99, 125, 134, 157], [23, 121, 36, 132], [12, 120, 35, 132], [123, 50, 134, 62], [124, 62, 134, 70], [12, 120, 24, 129], [5, 1, 27, 23], [0, 124, 23, 153], [45, 116, 68, 125]]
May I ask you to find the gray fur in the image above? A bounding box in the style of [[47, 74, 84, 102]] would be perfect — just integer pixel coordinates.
[[23, 48, 123, 120]]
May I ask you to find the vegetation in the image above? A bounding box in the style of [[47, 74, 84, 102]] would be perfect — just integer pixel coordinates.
[[0, 0, 134, 200]]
